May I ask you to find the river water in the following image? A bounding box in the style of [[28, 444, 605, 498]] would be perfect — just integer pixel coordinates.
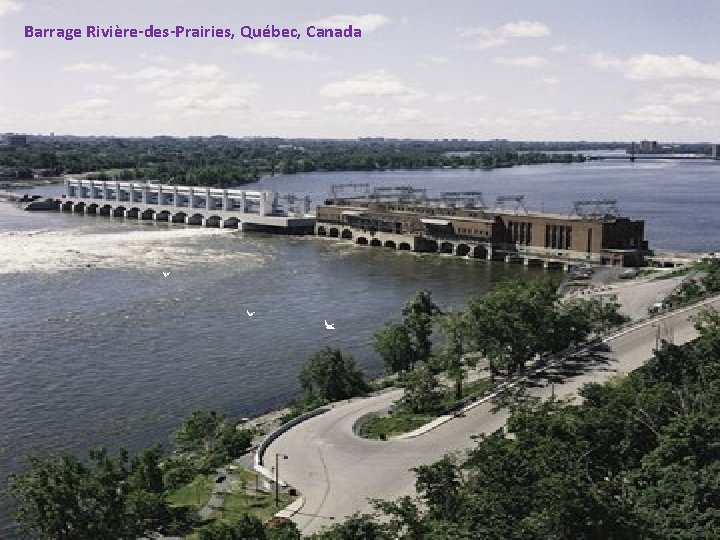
[[0, 159, 719, 532]]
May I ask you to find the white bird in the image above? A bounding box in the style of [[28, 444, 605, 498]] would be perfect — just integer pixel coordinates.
[[324, 320, 335, 330], [162, 272, 170, 277], [247, 310, 255, 317]]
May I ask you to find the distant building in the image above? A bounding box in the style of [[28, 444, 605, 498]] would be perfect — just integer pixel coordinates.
[[639, 140, 658, 152], [3, 134, 28, 146], [712, 144, 720, 159]]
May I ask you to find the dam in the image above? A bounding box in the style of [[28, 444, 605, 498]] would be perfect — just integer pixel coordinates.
[[44, 178, 316, 232]]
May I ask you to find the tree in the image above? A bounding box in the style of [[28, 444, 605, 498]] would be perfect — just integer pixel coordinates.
[[438, 311, 470, 399], [173, 410, 225, 453], [197, 514, 266, 540], [172, 411, 253, 470], [129, 444, 165, 493], [401, 290, 441, 364], [413, 457, 462, 521], [309, 513, 389, 540], [401, 365, 441, 414], [373, 322, 415, 373], [299, 348, 369, 402], [9, 448, 171, 540]]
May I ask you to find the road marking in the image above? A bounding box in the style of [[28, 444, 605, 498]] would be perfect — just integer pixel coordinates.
[[162, 271, 169, 277], [324, 320, 335, 330], [247, 310, 255, 317]]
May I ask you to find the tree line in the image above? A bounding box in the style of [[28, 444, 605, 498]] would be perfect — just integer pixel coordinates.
[[0, 138, 585, 185]]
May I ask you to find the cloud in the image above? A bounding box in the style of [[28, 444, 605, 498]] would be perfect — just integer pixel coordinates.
[[265, 109, 311, 121], [85, 83, 117, 94], [324, 101, 423, 125], [240, 42, 320, 62], [460, 20, 550, 49], [0, 0, 22, 17], [139, 52, 169, 63], [589, 52, 720, 81], [501, 20, 550, 38], [320, 70, 423, 99], [311, 13, 390, 32], [542, 77, 559, 85], [426, 56, 448, 65], [620, 104, 710, 125], [0, 50, 12, 61], [494, 56, 548, 68], [55, 98, 112, 122], [116, 63, 257, 115], [433, 92, 485, 105], [641, 83, 720, 105], [63, 62, 116, 73], [550, 45, 568, 53]]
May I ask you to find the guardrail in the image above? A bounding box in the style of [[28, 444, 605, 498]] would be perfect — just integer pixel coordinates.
[[253, 406, 330, 485]]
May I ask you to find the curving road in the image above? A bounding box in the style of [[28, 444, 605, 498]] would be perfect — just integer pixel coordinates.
[[266, 297, 720, 535]]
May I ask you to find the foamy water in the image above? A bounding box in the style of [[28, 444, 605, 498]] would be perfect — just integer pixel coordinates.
[[0, 227, 268, 274]]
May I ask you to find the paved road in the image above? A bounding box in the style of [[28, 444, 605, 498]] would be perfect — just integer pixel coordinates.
[[267, 297, 720, 535]]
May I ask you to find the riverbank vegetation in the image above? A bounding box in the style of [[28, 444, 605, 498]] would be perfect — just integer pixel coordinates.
[[7, 410, 263, 539], [311, 308, 720, 539], [0, 137, 587, 184], [664, 259, 720, 307], [361, 280, 628, 439]]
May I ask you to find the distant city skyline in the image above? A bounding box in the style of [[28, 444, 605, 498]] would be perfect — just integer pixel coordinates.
[[2, 0, 720, 141]]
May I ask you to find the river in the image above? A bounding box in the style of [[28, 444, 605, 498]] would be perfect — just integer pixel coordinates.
[[0, 159, 719, 533]]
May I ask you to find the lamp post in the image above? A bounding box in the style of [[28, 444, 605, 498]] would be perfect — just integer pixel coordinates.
[[275, 453, 288, 507]]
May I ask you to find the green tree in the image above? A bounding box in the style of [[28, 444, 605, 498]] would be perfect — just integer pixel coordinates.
[[300, 347, 369, 402], [309, 513, 388, 540], [401, 290, 441, 364], [438, 311, 470, 399], [9, 448, 170, 540], [373, 322, 415, 373], [197, 514, 266, 539], [401, 365, 440, 414]]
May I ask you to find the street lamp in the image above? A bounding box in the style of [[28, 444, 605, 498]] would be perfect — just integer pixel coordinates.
[[275, 453, 288, 507]]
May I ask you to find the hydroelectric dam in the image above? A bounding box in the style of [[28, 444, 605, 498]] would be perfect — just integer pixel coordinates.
[[35, 178, 316, 232]]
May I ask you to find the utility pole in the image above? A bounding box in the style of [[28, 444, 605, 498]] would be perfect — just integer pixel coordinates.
[[275, 453, 288, 507]]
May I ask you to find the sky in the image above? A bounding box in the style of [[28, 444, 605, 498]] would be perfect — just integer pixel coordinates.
[[2, 0, 720, 141]]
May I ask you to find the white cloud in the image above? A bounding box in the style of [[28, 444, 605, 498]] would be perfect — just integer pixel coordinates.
[[240, 42, 320, 62], [265, 109, 311, 121], [0, 0, 22, 17], [589, 52, 720, 81], [55, 98, 112, 122], [311, 13, 390, 32], [433, 92, 485, 105], [620, 104, 710, 125], [460, 20, 550, 49], [116, 64, 257, 115], [501, 20, 550, 38], [494, 56, 548, 68], [324, 101, 423, 125], [85, 83, 116, 94], [550, 45, 568, 53], [139, 53, 169, 63], [427, 56, 448, 65], [63, 62, 116, 73], [542, 77, 559, 85], [0, 50, 12, 61], [320, 70, 423, 99]]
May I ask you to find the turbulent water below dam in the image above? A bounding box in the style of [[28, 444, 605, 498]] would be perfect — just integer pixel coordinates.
[[1, 159, 719, 532]]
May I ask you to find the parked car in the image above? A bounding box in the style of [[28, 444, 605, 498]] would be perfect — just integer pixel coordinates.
[[619, 268, 639, 279]]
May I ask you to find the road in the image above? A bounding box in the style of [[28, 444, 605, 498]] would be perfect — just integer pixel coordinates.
[[266, 296, 720, 535]]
